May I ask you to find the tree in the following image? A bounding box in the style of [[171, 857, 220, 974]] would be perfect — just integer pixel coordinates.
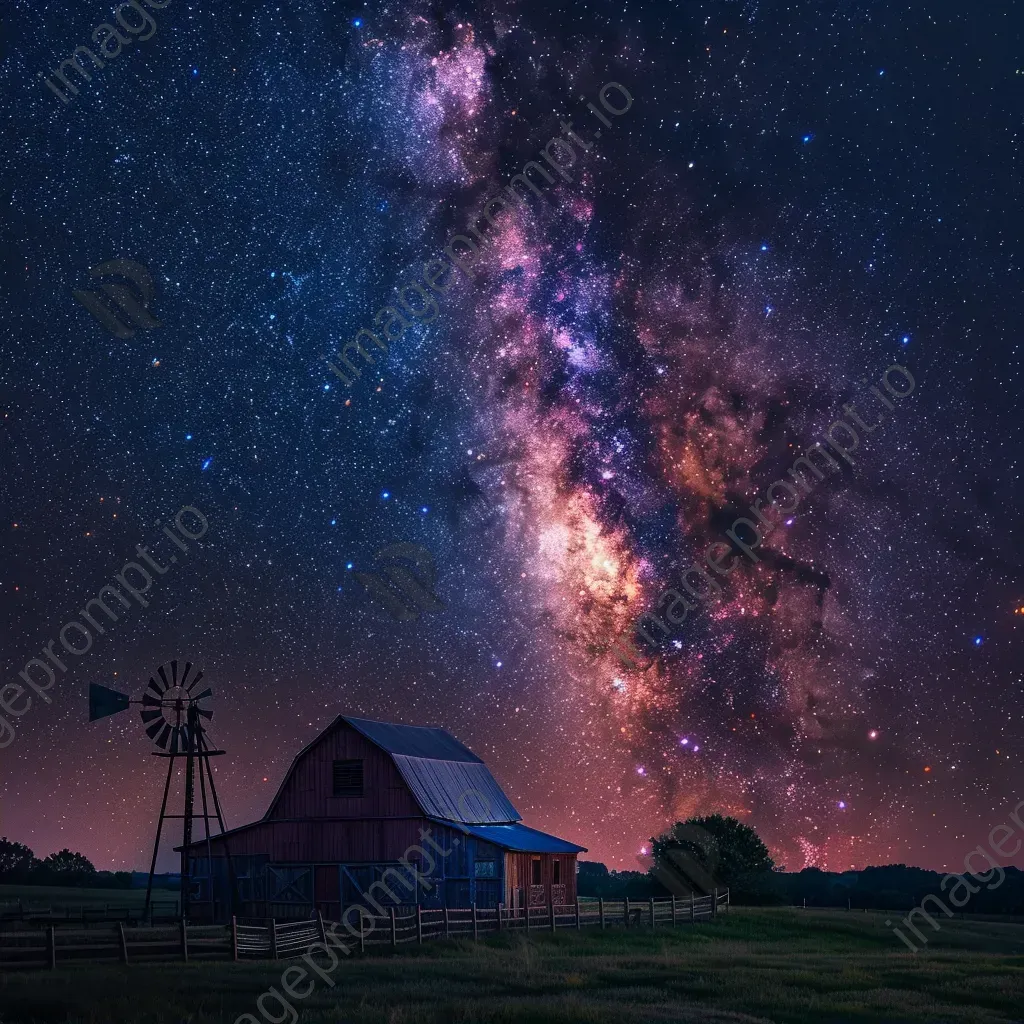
[[651, 815, 776, 900], [37, 849, 97, 886], [0, 838, 37, 881]]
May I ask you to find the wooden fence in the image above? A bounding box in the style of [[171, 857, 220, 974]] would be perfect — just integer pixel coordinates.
[[0, 892, 728, 970]]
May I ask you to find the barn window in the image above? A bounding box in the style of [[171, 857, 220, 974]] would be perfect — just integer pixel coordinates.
[[531, 858, 542, 885], [553, 860, 561, 884], [332, 759, 364, 797], [475, 860, 496, 878]]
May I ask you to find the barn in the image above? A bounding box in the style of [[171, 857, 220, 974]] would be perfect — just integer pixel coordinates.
[[179, 715, 586, 922]]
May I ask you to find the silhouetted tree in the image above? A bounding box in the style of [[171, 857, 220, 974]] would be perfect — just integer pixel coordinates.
[[651, 815, 777, 899], [37, 849, 97, 886], [0, 838, 37, 882]]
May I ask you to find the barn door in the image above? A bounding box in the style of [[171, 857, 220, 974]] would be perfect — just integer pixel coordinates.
[[314, 865, 341, 921], [266, 865, 313, 919]]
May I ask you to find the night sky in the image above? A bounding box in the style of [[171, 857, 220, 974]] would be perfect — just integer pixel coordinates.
[[1, 0, 1022, 876]]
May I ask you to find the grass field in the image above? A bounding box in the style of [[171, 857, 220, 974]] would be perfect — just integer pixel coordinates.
[[0, 884, 179, 917], [0, 907, 1022, 1023], [0, 885, 149, 912]]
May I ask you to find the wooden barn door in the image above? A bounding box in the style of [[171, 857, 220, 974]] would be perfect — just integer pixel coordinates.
[[315, 865, 341, 921]]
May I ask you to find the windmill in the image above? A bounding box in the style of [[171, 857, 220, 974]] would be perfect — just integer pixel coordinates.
[[88, 660, 231, 921]]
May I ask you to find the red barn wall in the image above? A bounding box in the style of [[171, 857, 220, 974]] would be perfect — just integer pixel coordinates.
[[208, 817, 433, 863], [504, 852, 577, 906], [267, 720, 420, 820]]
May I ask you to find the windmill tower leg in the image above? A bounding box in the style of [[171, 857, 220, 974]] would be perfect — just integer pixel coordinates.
[[145, 752, 177, 922], [181, 706, 198, 922], [197, 738, 217, 921], [199, 729, 238, 918]]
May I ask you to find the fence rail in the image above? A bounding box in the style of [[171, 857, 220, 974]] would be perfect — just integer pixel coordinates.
[[0, 892, 728, 970]]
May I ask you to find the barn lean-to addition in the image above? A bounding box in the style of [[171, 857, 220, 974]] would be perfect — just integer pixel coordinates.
[[178, 716, 586, 922]]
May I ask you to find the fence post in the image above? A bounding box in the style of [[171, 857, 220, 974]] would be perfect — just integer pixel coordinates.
[[671, 896, 676, 927], [497, 903, 503, 933], [359, 914, 365, 954], [317, 910, 327, 945], [181, 919, 189, 962], [624, 899, 629, 928], [390, 907, 397, 948], [649, 898, 655, 929], [417, 905, 423, 945], [444, 906, 450, 939], [550, 900, 556, 933], [575, 898, 581, 930], [526, 903, 531, 933], [689, 896, 694, 923], [47, 926, 56, 970], [713, 888, 718, 919], [118, 922, 129, 964], [472, 903, 478, 941], [269, 919, 277, 960], [231, 916, 239, 961], [599, 898, 604, 930]]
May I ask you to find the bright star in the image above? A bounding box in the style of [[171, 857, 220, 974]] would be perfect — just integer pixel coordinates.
[[973, 636, 983, 646], [381, 491, 390, 500]]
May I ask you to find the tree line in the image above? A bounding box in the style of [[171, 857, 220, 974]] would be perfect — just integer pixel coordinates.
[[0, 838, 132, 889], [577, 815, 1024, 914]]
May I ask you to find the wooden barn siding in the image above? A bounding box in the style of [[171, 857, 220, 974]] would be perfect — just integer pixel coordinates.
[[504, 853, 577, 904], [268, 721, 421, 820], [207, 817, 433, 863]]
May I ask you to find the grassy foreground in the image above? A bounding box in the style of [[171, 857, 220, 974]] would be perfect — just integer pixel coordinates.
[[0, 884, 173, 911], [0, 908, 1022, 1023]]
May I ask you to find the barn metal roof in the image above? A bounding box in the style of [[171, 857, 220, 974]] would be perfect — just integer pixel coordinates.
[[432, 819, 588, 854], [391, 754, 520, 824], [344, 717, 483, 763]]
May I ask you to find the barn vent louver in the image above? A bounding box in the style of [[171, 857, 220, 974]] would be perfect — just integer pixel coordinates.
[[332, 759, 364, 796]]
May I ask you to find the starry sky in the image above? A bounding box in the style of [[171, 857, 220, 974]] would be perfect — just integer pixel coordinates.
[[1, 0, 1022, 875]]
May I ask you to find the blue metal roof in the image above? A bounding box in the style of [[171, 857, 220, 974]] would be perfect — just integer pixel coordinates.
[[393, 755, 520, 824], [344, 717, 519, 824], [345, 717, 483, 762], [432, 820, 587, 854]]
